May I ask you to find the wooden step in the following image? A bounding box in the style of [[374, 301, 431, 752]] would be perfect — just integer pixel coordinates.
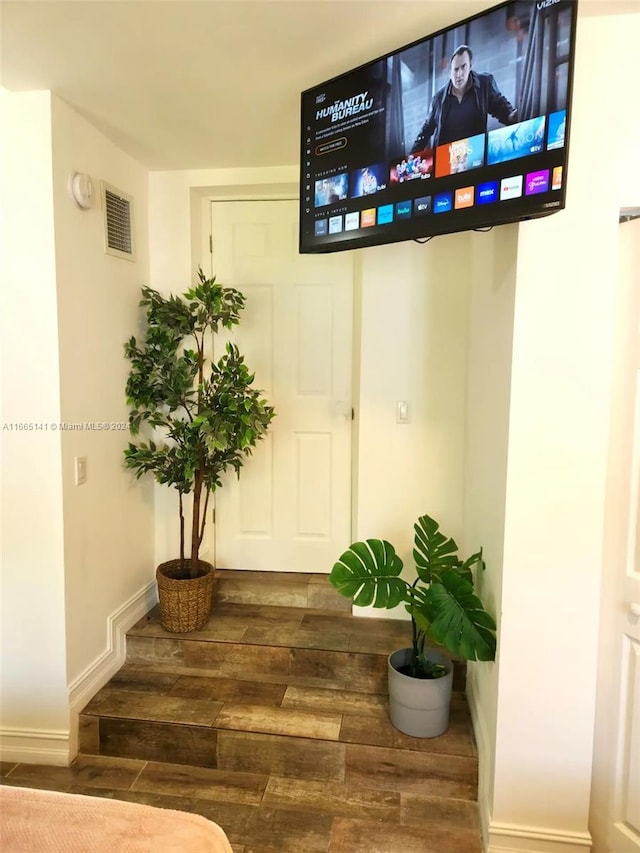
[[79, 666, 477, 795], [214, 569, 352, 612], [124, 602, 466, 691], [81, 601, 471, 776]]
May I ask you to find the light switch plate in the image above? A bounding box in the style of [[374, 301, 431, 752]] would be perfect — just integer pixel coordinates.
[[75, 456, 87, 485], [396, 400, 410, 423]]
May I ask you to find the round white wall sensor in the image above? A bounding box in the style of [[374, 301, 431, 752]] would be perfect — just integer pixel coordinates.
[[69, 172, 94, 209]]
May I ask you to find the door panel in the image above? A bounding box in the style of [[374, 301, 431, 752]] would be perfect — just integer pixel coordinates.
[[207, 199, 353, 574]]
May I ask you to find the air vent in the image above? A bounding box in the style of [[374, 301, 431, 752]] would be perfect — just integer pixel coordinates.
[[102, 182, 135, 261]]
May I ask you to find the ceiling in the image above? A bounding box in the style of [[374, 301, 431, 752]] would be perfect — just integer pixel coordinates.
[[0, 0, 633, 171]]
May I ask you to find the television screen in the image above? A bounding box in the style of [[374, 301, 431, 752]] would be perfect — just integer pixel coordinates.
[[299, 0, 577, 254]]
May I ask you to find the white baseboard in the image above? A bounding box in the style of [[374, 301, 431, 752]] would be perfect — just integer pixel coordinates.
[[0, 728, 69, 766], [0, 580, 157, 766], [486, 823, 592, 852], [466, 673, 592, 853], [67, 580, 158, 757]]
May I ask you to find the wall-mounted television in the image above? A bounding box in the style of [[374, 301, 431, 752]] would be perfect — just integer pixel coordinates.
[[299, 0, 578, 254]]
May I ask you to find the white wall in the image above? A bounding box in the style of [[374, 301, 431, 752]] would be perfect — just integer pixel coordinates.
[[0, 90, 155, 764], [464, 224, 518, 815], [0, 89, 69, 761], [50, 96, 155, 697], [354, 234, 470, 609], [465, 10, 640, 851]]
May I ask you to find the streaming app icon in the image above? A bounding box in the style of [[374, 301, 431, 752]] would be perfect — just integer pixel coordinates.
[[477, 181, 498, 204], [413, 196, 432, 216], [455, 186, 474, 209], [552, 166, 563, 191], [434, 192, 453, 213], [525, 170, 550, 195], [345, 211, 360, 231], [361, 209, 376, 228], [329, 215, 343, 234], [314, 219, 328, 236], [500, 175, 523, 201], [377, 204, 394, 225], [395, 201, 412, 219]]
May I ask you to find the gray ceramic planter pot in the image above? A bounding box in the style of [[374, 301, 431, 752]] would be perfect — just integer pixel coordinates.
[[387, 647, 453, 738]]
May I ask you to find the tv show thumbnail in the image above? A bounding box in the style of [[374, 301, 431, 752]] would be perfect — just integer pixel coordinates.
[[390, 150, 433, 184], [314, 173, 349, 207], [435, 134, 485, 179], [350, 163, 387, 198], [547, 110, 566, 151], [487, 116, 546, 167]]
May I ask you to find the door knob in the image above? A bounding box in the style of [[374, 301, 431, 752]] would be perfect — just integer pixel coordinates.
[[631, 602, 640, 617]]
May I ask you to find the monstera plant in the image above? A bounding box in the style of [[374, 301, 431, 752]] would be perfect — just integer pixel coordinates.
[[330, 513, 496, 675], [329, 513, 496, 736]]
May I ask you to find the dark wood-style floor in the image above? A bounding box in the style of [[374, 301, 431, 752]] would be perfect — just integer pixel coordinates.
[[0, 571, 483, 852]]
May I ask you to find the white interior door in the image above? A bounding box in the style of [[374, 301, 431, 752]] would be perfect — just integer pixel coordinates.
[[591, 217, 640, 852], [207, 199, 353, 574]]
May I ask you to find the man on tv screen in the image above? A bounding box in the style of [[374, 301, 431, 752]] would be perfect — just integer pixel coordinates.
[[410, 44, 517, 152]]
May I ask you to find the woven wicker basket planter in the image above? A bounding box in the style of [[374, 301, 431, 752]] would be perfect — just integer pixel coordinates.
[[156, 559, 215, 633]]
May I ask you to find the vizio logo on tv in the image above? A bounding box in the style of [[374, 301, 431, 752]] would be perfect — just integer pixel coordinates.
[[477, 182, 498, 204], [434, 192, 453, 214]]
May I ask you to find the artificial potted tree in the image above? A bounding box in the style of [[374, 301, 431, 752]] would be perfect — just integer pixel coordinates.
[[124, 268, 275, 633], [329, 513, 496, 737]]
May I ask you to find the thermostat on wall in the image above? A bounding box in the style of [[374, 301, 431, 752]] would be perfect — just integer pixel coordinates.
[[68, 172, 94, 209]]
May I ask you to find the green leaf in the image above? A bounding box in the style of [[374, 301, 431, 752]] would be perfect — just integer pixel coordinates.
[[413, 514, 461, 583], [421, 570, 496, 661], [462, 548, 484, 572], [329, 540, 408, 609]]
